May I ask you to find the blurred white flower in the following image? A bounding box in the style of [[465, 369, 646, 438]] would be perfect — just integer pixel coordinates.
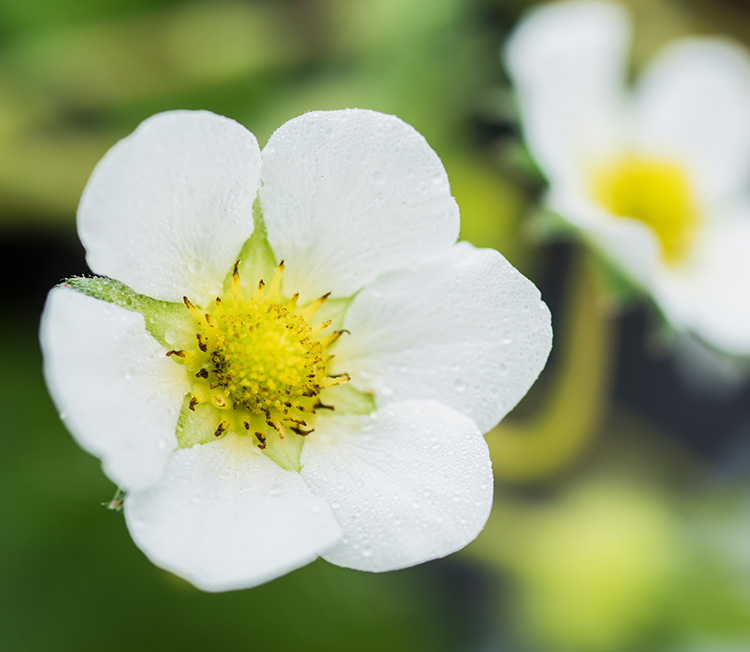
[[505, 0, 750, 355], [40, 109, 552, 591]]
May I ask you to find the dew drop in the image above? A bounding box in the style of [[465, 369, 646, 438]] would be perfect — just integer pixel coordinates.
[[164, 330, 179, 345], [269, 485, 283, 497], [454, 378, 466, 392], [411, 501, 421, 510], [501, 330, 513, 345], [362, 547, 373, 558], [188, 259, 202, 274]]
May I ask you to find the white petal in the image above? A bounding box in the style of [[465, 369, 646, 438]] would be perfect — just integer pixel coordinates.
[[634, 39, 750, 203], [332, 243, 551, 432], [654, 213, 750, 355], [125, 436, 343, 592], [40, 287, 189, 491], [78, 111, 261, 304], [504, 0, 629, 185], [300, 401, 493, 572], [548, 188, 661, 289], [259, 109, 459, 301]]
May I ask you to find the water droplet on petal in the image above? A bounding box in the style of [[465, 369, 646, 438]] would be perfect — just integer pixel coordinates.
[[454, 378, 466, 392], [269, 485, 283, 497], [164, 330, 179, 345]]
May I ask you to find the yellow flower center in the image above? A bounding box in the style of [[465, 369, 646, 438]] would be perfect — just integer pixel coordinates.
[[167, 261, 348, 449], [591, 155, 698, 264]]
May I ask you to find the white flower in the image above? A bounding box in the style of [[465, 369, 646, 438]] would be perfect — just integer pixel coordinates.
[[505, 0, 750, 355], [40, 109, 552, 591]]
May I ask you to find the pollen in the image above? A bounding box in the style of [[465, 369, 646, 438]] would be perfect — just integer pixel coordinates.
[[591, 154, 698, 264], [170, 261, 349, 448]]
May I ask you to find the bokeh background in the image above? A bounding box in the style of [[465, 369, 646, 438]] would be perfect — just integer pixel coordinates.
[[2, 0, 750, 650]]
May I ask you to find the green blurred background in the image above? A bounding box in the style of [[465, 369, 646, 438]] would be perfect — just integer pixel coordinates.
[[2, 0, 750, 650]]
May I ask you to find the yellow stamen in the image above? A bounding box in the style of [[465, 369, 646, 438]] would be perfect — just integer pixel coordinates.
[[170, 260, 349, 447], [591, 154, 697, 264]]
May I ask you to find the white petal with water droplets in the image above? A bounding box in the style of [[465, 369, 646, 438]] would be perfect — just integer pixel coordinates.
[[332, 242, 551, 431], [301, 401, 493, 572], [78, 111, 260, 304], [40, 287, 188, 491], [125, 435, 343, 592], [259, 109, 459, 302]]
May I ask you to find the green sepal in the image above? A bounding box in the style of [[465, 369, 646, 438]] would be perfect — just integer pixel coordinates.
[[175, 395, 220, 448], [320, 383, 376, 416], [262, 431, 304, 472], [63, 276, 194, 349], [226, 198, 277, 292]]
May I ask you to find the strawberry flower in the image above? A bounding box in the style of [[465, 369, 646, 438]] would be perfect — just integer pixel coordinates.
[[41, 109, 551, 591]]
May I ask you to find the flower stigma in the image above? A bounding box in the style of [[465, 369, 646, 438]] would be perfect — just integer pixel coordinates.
[[591, 154, 698, 264], [167, 260, 350, 450]]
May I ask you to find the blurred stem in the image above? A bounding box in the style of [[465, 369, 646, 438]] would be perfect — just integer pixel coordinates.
[[487, 250, 614, 483]]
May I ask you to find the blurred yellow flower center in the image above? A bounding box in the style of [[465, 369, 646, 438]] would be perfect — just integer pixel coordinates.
[[168, 261, 348, 449], [591, 155, 697, 264]]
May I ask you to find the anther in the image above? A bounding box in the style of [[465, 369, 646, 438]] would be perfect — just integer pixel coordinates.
[[195, 368, 209, 379], [267, 261, 285, 297], [255, 431, 267, 449], [320, 329, 350, 348], [196, 333, 208, 352], [183, 296, 204, 321], [166, 349, 186, 358], [301, 292, 331, 319], [189, 396, 199, 411], [214, 421, 230, 437]]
